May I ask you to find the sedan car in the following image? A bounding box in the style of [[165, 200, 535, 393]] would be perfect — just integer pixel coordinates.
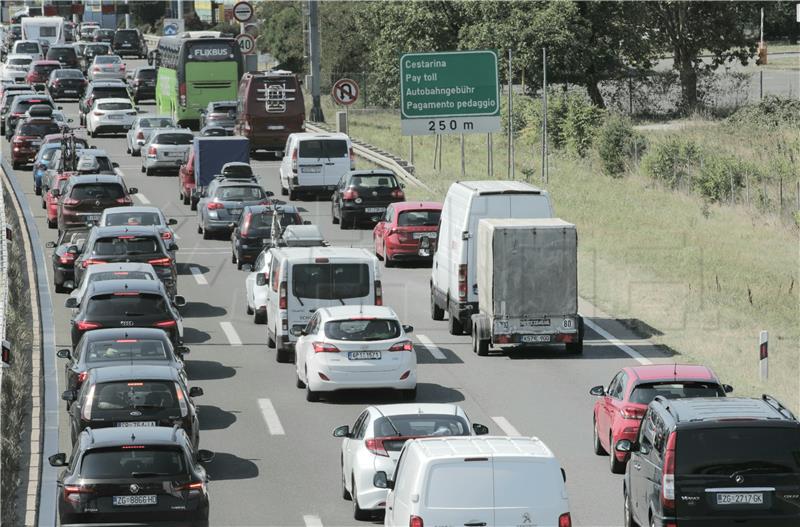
[[230, 204, 303, 270], [45, 227, 90, 293], [126, 114, 175, 156], [141, 128, 193, 175], [590, 363, 731, 473], [86, 97, 136, 136], [332, 170, 406, 230], [197, 180, 270, 240], [199, 100, 236, 133], [333, 404, 489, 519], [99, 206, 178, 246], [78, 80, 130, 126], [373, 201, 442, 267], [294, 305, 417, 402], [55, 174, 136, 232], [128, 66, 156, 102], [87, 54, 125, 81], [46, 68, 87, 99], [67, 262, 159, 308]]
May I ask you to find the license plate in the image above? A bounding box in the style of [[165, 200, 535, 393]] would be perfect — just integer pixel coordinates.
[[365, 207, 385, 213], [230, 208, 242, 216], [64, 90, 77, 94], [113, 495, 157, 506], [109, 114, 123, 120], [412, 232, 437, 239], [122, 43, 131, 47], [116, 421, 156, 427], [31, 141, 42, 146], [521, 335, 551, 343], [348, 351, 381, 360], [716, 493, 764, 505], [301, 166, 321, 173], [81, 214, 101, 221], [521, 318, 551, 327]]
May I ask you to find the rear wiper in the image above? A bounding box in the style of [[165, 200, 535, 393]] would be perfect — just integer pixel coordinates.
[[293, 293, 304, 307], [123, 312, 144, 317], [130, 471, 169, 478]]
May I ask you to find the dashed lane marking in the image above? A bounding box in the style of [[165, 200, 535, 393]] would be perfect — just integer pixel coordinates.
[[190, 266, 208, 285], [258, 398, 286, 435], [303, 515, 323, 527], [584, 318, 652, 365], [417, 334, 446, 360], [491, 416, 521, 437], [219, 321, 242, 346]]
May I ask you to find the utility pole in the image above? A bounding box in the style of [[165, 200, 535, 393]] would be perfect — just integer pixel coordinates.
[[177, 0, 184, 20], [124, 0, 131, 29], [507, 49, 514, 179], [541, 47, 548, 184], [308, 0, 324, 122]]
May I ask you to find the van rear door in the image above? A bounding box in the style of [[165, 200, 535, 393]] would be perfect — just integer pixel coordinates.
[[297, 138, 350, 190], [423, 458, 493, 527], [492, 458, 568, 526]]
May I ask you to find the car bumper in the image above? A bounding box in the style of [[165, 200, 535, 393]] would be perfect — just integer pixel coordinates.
[[203, 218, 236, 232], [241, 130, 290, 151], [342, 202, 396, 220], [90, 72, 126, 81], [307, 367, 416, 393], [11, 148, 37, 163], [53, 265, 74, 285], [144, 158, 186, 170], [386, 240, 437, 260], [236, 245, 266, 262], [94, 122, 133, 132]]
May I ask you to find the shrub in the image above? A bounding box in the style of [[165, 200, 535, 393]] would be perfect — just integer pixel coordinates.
[[693, 155, 753, 203], [560, 92, 605, 157], [725, 96, 800, 129], [641, 136, 700, 188], [595, 114, 638, 177]]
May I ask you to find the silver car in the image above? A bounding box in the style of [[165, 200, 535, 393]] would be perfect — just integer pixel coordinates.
[[198, 180, 271, 239], [98, 206, 179, 252], [199, 100, 237, 132], [126, 115, 176, 156], [141, 128, 194, 176], [87, 55, 125, 81]]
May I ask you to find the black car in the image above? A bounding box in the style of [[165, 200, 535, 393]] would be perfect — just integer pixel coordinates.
[[113, 28, 146, 58], [49, 426, 212, 525], [93, 29, 115, 45], [78, 80, 130, 126], [4, 93, 56, 141], [45, 228, 90, 293], [46, 68, 87, 100], [199, 100, 237, 132], [619, 395, 800, 527], [73, 225, 179, 298], [331, 169, 406, 229], [46, 44, 80, 69], [70, 279, 184, 348], [129, 66, 156, 102], [230, 204, 303, 270]]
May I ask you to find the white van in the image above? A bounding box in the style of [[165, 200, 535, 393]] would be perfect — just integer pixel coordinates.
[[279, 132, 354, 200], [377, 436, 571, 527], [266, 247, 381, 363], [430, 181, 553, 335]]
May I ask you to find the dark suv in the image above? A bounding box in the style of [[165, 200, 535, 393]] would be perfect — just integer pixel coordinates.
[[5, 93, 56, 141], [619, 395, 800, 527], [47, 44, 80, 69], [230, 204, 303, 269], [49, 425, 212, 525], [55, 174, 136, 232], [331, 169, 406, 229], [113, 28, 146, 58], [129, 66, 156, 102]]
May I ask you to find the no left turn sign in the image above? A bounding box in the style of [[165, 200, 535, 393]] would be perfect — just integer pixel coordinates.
[[236, 33, 256, 55], [332, 78, 359, 106], [233, 1, 254, 23]]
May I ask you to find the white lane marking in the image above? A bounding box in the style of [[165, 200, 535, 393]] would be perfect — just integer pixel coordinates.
[[491, 416, 522, 437], [135, 193, 151, 205], [258, 398, 286, 435], [219, 321, 242, 346], [303, 515, 323, 527], [417, 334, 446, 360], [584, 318, 652, 365], [189, 266, 208, 285]]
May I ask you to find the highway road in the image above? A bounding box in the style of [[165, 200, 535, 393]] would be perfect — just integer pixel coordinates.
[[5, 59, 673, 527]]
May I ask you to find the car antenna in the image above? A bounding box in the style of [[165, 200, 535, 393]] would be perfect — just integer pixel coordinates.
[[375, 407, 403, 437], [673, 362, 677, 380]]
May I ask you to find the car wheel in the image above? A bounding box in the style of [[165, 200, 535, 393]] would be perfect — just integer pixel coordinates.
[[352, 477, 370, 520], [339, 212, 351, 230], [610, 434, 626, 474], [276, 346, 291, 363], [11, 161, 20, 170], [183, 193, 190, 205], [145, 167, 153, 176], [197, 224, 203, 234], [202, 228, 210, 240], [401, 387, 417, 401], [126, 145, 131, 154], [593, 418, 607, 455], [254, 311, 266, 325], [281, 186, 288, 196], [341, 460, 351, 500], [267, 332, 275, 348], [430, 290, 444, 320], [140, 165, 145, 173], [47, 218, 57, 229], [473, 327, 489, 356], [306, 384, 319, 402], [288, 188, 296, 201], [383, 243, 394, 267], [231, 253, 237, 264], [246, 303, 253, 315], [448, 313, 464, 336], [331, 203, 339, 224], [132, 148, 140, 157], [623, 486, 638, 527], [296, 372, 306, 389], [34, 185, 41, 196], [54, 282, 67, 294]]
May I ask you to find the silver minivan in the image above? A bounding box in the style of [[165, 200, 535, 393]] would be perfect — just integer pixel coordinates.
[[279, 132, 354, 200]]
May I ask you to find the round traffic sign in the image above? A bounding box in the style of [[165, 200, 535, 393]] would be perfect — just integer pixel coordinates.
[[233, 1, 254, 23], [236, 33, 256, 55], [332, 78, 359, 106]]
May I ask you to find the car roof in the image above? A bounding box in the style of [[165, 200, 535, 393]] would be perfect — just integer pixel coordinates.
[[291, 132, 349, 141], [410, 436, 556, 460], [68, 174, 123, 184], [80, 327, 171, 342], [655, 396, 797, 424], [92, 225, 161, 237], [83, 262, 157, 278], [87, 279, 164, 296], [91, 364, 179, 383], [319, 305, 397, 320], [80, 425, 185, 449], [273, 246, 373, 261], [77, 148, 110, 157], [391, 201, 442, 212], [281, 224, 322, 240], [94, 97, 134, 104], [151, 128, 192, 136], [369, 403, 464, 418], [454, 180, 546, 194], [624, 364, 718, 383]]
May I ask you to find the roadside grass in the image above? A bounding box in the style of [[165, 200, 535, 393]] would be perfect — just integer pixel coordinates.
[[315, 97, 800, 411]]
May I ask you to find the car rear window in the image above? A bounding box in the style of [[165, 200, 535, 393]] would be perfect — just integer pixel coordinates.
[[19, 121, 60, 136], [85, 44, 109, 55], [70, 183, 125, 200], [13, 98, 53, 112], [97, 101, 132, 111], [139, 117, 173, 128], [93, 236, 161, 256], [92, 87, 129, 99], [86, 270, 155, 286], [373, 414, 470, 439], [397, 210, 440, 227], [136, 69, 156, 79], [86, 293, 168, 317], [324, 319, 400, 341], [15, 42, 40, 53], [8, 57, 32, 66], [215, 186, 264, 201], [86, 339, 168, 363], [629, 382, 726, 404], [299, 139, 348, 158], [92, 380, 178, 412], [152, 133, 193, 145], [95, 56, 120, 64], [114, 30, 139, 43], [349, 174, 399, 188], [53, 69, 83, 79], [676, 427, 800, 475], [210, 103, 236, 113], [292, 263, 370, 300], [80, 447, 187, 478], [104, 212, 161, 227], [47, 47, 77, 62], [33, 64, 60, 74]]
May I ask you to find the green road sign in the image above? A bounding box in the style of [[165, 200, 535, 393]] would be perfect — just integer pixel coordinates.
[[400, 50, 500, 136]]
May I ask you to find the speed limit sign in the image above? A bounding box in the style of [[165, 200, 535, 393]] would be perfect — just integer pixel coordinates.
[[236, 33, 256, 55]]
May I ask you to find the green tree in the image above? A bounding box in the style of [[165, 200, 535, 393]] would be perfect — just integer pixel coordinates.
[[256, 1, 306, 73]]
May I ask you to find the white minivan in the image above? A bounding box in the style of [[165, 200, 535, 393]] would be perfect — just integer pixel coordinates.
[[266, 247, 381, 363], [377, 436, 571, 527], [430, 181, 553, 335], [280, 132, 354, 200]]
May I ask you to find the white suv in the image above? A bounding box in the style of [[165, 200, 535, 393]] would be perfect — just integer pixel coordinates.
[[245, 249, 272, 324], [86, 97, 137, 137]]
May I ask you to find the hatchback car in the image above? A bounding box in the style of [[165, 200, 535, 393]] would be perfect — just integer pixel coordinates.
[[0, 86, 34, 134], [590, 364, 731, 474], [5, 93, 55, 140], [78, 79, 129, 125], [69, 279, 185, 348], [45, 172, 72, 229], [45, 149, 117, 199], [49, 426, 212, 526], [55, 174, 136, 232], [46, 44, 80, 69], [373, 201, 442, 267], [2, 54, 33, 83], [128, 66, 156, 102], [10, 115, 60, 168], [99, 206, 178, 246], [332, 170, 406, 229], [45, 227, 90, 293], [197, 180, 270, 239], [46, 67, 86, 99], [86, 97, 137, 136], [88, 54, 125, 81], [141, 129, 194, 175], [230, 204, 303, 270], [294, 305, 417, 402], [333, 404, 489, 519], [25, 59, 60, 90], [67, 262, 159, 308], [126, 114, 175, 156], [244, 249, 272, 325], [199, 100, 236, 132]]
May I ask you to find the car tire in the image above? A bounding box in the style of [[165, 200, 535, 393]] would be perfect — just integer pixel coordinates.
[[383, 243, 394, 268], [183, 193, 190, 206], [306, 384, 319, 402], [141, 165, 145, 173], [237, 260, 243, 271], [197, 224, 203, 234], [281, 186, 288, 196], [341, 461, 351, 500], [401, 387, 417, 401], [34, 185, 41, 196], [430, 291, 444, 321], [267, 333, 276, 348], [331, 204, 339, 224], [593, 418, 607, 455], [145, 167, 153, 176], [126, 145, 131, 154], [54, 282, 67, 294], [202, 229, 210, 240], [231, 253, 237, 264], [288, 188, 296, 201], [448, 313, 464, 335], [276, 346, 291, 363], [610, 435, 626, 474], [132, 148, 140, 157], [473, 328, 489, 356], [352, 478, 370, 520], [254, 311, 266, 325], [11, 161, 20, 170], [41, 196, 46, 209], [246, 303, 254, 315], [296, 373, 305, 389], [339, 212, 351, 230]]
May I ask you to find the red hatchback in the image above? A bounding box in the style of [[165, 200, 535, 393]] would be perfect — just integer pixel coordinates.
[[590, 364, 732, 473], [373, 201, 442, 267], [26, 60, 61, 89]]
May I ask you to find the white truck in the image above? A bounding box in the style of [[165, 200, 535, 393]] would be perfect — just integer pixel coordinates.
[[470, 218, 584, 355]]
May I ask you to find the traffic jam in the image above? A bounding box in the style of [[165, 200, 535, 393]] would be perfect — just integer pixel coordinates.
[[2, 7, 799, 527]]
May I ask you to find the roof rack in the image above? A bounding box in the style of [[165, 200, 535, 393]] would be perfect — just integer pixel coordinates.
[[171, 423, 182, 442], [762, 394, 796, 420]]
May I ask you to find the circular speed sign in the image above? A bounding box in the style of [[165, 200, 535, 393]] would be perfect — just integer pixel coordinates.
[[332, 78, 360, 106], [236, 33, 256, 55]]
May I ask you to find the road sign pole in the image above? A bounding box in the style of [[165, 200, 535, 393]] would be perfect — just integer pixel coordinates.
[[461, 134, 466, 177], [508, 48, 514, 180], [308, 0, 324, 122]]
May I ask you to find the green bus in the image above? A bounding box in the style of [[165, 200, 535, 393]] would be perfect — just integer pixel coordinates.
[[155, 36, 243, 128]]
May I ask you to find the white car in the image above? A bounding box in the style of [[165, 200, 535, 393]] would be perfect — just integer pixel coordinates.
[[87, 54, 126, 81], [125, 114, 175, 156], [11, 40, 44, 61], [99, 206, 179, 248], [2, 54, 34, 82], [66, 262, 158, 308], [245, 249, 272, 324], [294, 305, 417, 402], [85, 97, 136, 137], [333, 404, 490, 519]]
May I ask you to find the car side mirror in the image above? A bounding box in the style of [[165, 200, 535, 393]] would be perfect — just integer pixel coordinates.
[[589, 385, 606, 396], [402, 324, 414, 334], [173, 295, 187, 308], [112, 161, 119, 168], [48, 453, 68, 467], [373, 471, 393, 490], [615, 439, 635, 453], [332, 425, 350, 438], [61, 389, 77, 402], [45, 241, 56, 248], [723, 384, 734, 393], [56, 348, 71, 359], [255, 273, 267, 286], [472, 423, 489, 436], [168, 218, 178, 225], [169, 243, 179, 251], [290, 327, 306, 337], [176, 345, 190, 355], [303, 220, 312, 225], [189, 386, 203, 397], [128, 187, 137, 194], [64, 298, 78, 309], [197, 449, 215, 463]]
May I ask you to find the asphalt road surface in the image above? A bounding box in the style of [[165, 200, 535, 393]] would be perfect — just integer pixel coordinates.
[[5, 59, 673, 527]]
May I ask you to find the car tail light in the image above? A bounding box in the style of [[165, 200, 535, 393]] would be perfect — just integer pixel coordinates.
[[81, 258, 108, 268], [120, 63, 126, 70], [148, 145, 157, 156], [391, 188, 405, 199], [365, 438, 390, 457], [342, 188, 358, 200], [64, 484, 94, 503], [207, 201, 224, 210], [397, 231, 411, 243], [115, 197, 132, 205], [349, 147, 355, 169], [495, 335, 511, 344], [312, 341, 340, 353], [76, 371, 88, 386], [661, 431, 676, 510], [374, 280, 382, 306], [291, 148, 297, 173], [148, 257, 172, 266], [62, 197, 80, 206], [389, 340, 413, 352], [93, 110, 105, 116], [59, 253, 75, 264], [179, 82, 186, 107], [136, 130, 144, 140], [240, 214, 251, 237], [558, 513, 572, 527], [175, 382, 188, 417], [279, 281, 287, 310], [13, 135, 34, 144], [161, 231, 173, 241], [409, 516, 423, 527], [75, 320, 102, 331], [176, 481, 205, 493], [154, 320, 177, 328], [620, 406, 646, 420], [81, 384, 95, 420], [458, 264, 467, 301]]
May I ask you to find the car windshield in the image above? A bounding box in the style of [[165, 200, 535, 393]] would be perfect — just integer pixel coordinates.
[[629, 382, 726, 404], [292, 263, 370, 300], [92, 87, 129, 99], [299, 139, 348, 158], [153, 133, 193, 145], [215, 186, 264, 202], [397, 210, 440, 227], [19, 121, 60, 136], [85, 339, 169, 363], [54, 69, 83, 79], [70, 183, 125, 200], [324, 318, 401, 341], [8, 57, 32, 66], [80, 447, 187, 478], [105, 212, 161, 227], [373, 414, 470, 439], [349, 174, 399, 188], [86, 293, 168, 317], [93, 236, 161, 256], [139, 117, 173, 128], [677, 428, 800, 475]]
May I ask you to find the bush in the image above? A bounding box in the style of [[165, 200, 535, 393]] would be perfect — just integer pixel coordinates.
[[595, 114, 638, 177], [725, 96, 800, 129], [560, 92, 605, 156], [641, 136, 700, 188], [693, 155, 752, 203]]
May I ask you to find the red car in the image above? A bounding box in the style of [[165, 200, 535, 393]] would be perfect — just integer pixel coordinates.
[[373, 201, 442, 267], [178, 149, 196, 209], [10, 116, 61, 169], [25, 60, 61, 89], [46, 172, 74, 228], [590, 364, 732, 473]]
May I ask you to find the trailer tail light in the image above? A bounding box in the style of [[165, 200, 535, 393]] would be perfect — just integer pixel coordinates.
[[661, 431, 676, 511], [374, 280, 382, 306], [558, 513, 572, 527], [312, 341, 340, 353], [279, 281, 287, 309], [458, 264, 467, 301], [342, 188, 358, 200]]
